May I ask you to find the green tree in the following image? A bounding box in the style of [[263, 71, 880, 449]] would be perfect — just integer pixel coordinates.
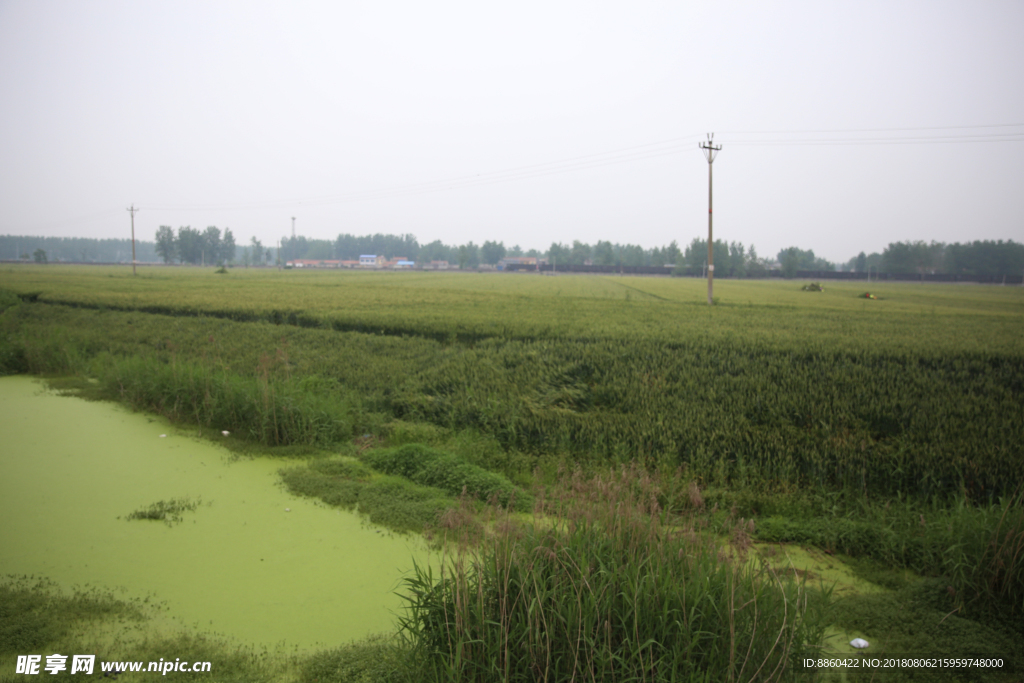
[[33, 248, 47, 263], [202, 226, 221, 266], [220, 228, 236, 264], [569, 240, 591, 266], [176, 227, 204, 264], [618, 244, 646, 267], [882, 241, 944, 274], [663, 240, 681, 267], [481, 240, 506, 265], [593, 240, 615, 266], [746, 245, 768, 278], [418, 240, 453, 264], [249, 237, 264, 266], [944, 240, 1024, 278], [547, 242, 570, 268], [685, 238, 730, 273], [779, 248, 800, 278], [155, 226, 176, 264], [777, 246, 834, 275], [727, 242, 747, 278], [460, 242, 480, 268]]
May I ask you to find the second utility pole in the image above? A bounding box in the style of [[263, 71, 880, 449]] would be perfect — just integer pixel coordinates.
[[127, 204, 139, 276], [699, 133, 721, 305]]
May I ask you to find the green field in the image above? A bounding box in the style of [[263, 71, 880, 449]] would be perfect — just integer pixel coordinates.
[[2, 265, 1022, 682]]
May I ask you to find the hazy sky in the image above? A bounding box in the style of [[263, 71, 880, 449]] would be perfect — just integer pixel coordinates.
[[1, 0, 1022, 263]]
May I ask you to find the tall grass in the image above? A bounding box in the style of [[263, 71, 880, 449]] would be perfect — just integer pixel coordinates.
[[103, 354, 360, 447], [399, 467, 831, 682]]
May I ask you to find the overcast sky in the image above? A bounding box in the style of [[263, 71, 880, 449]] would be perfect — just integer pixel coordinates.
[[1, 0, 1022, 263]]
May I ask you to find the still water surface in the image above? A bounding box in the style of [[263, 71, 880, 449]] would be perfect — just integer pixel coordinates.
[[0, 375, 431, 650]]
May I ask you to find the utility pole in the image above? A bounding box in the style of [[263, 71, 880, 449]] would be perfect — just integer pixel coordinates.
[[127, 204, 139, 276], [699, 134, 721, 305], [291, 217, 296, 239]]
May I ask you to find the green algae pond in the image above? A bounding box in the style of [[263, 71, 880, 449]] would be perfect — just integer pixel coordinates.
[[0, 375, 433, 651]]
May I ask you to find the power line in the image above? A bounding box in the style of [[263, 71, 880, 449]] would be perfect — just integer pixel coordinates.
[[729, 132, 1024, 146], [18, 122, 1020, 226], [143, 135, 707, 212], [721, 122, 1024, 135], [138, 123, 1023, 213]]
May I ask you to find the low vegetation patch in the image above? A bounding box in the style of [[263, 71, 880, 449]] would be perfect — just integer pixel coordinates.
[[828, 579, 1022, 682], [0, 576, 137, 655], [362, 443, 531, 510], [279, 457, 455, 534], [299, 634, 417, 683], [754, 490, 1024, 617], [124, 496, 202, 526], [0, 576, 290, 682]]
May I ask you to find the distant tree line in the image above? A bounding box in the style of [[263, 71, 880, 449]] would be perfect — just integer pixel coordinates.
[[776, 247, 836, 278], [278, 232, 781, 275], [279, 233, 420, 263], [842, 240, 1024, 279], [8, 230, 1021, 280], [154, 226, 239, 265], [0, 235, 159, 263]]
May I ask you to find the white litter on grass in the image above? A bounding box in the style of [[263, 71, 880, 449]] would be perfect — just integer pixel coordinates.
[[285, 508, 291, 512], [159, 434, 167, 438], [850, 638, 870, 649], [221, 431, 230, 436]]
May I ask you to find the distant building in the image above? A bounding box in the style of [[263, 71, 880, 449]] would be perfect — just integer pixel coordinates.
[[359, 255, 385, 267], [382, 256, 414, 269], [498, 256, 537, 271], [426, 260, 450, 270], [288, 259, 343, 268]]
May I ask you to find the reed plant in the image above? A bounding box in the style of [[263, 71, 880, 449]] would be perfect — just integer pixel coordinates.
[[399, 466, 832, 682]]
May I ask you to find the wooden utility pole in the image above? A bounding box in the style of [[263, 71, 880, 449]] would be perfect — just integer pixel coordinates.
[[127, 204, 139, 276], [699, 134, 721, 305]]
